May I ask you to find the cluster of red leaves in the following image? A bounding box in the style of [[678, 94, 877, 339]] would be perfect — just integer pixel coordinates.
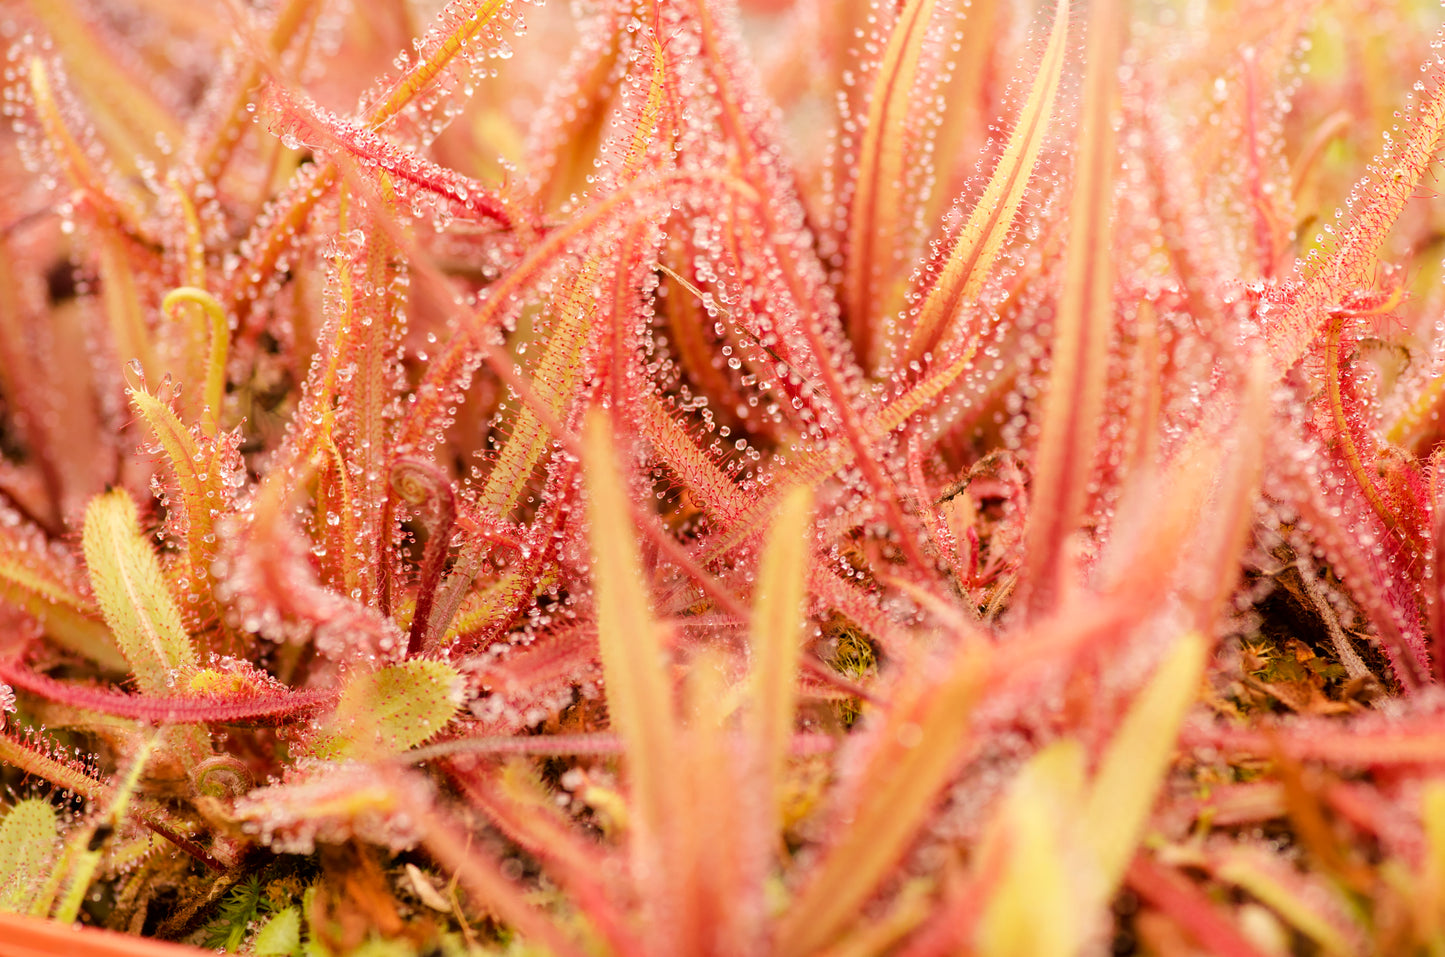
[[1, 0, 1445, 953]]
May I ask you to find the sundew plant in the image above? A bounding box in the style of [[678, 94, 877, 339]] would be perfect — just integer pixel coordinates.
[[1, 0, 1445, 953]]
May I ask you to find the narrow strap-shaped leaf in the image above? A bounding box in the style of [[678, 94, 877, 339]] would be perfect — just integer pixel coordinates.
[[1126, 857, 1274, 957], [53, 736, 159, 923], [413, 794, 593, 957], [229, 0, 517, 321], [1265, 29, 1445, 376], [0, 657, 332, 725], [639, 392, 753, 524], [682, 344, 979, 576], [844, 0, 939, 369], [25, 57, 146, 235], [127, 381, 226, 602], [520, 0, 631, 210], [1320, 298, 1425, 566], [745, 485, 813, 828], [267, 86, 514, 227], [581, 410, 685, 930], [774, 644, 983, 956], [1421, 782, 1445, 942], [29, 59, 160, 384], [1186, 716, 1445, 766], [902, 0, 1069, 368], [1192, 362, 1269, 628], [479, 264, 603, 518], [225, 162, 340, 323], [19, 0, 184, 169], [0, 520, 124, 673], [0, 732, 217, 870], [450, 761, 640, 957], [81, 491, 197, 694], [1083, 631, 1206, 894], [0, 732, 108, 805], [195, 0, 324, 180], [479, 41, 666, 517], [975, 742, 1087, 957], [362, 0, 512, 130], [1211, 852, 1359, 956], [582, 408, 676, 793], [1019, 0, 1123, 617], [97, 229, 159, 385], [396, 169, 760, 451]]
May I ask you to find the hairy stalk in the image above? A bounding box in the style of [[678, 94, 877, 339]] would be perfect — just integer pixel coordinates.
[[0, 657, 333, 724]]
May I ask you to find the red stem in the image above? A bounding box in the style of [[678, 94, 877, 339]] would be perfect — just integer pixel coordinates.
[[0, 657, 333, 724]]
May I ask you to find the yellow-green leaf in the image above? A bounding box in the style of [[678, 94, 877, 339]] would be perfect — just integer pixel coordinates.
[[1214, 852, 1354, 957], [746, 485, 813, 823], [1083, 631, 1206, 895], [582, 410, 677, 820], [976, 742, 1088, 957], [1421, 781, 1445, 949], [582, 410, 685, 920], [22, 0, 184, 171], [81, 490, 197, 693], [311, 660, 463, 760], [775, 645, 983, 955], [0, 524, 124, 673], [0, 800, 60, 914], [253, 905, 303, 957]]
